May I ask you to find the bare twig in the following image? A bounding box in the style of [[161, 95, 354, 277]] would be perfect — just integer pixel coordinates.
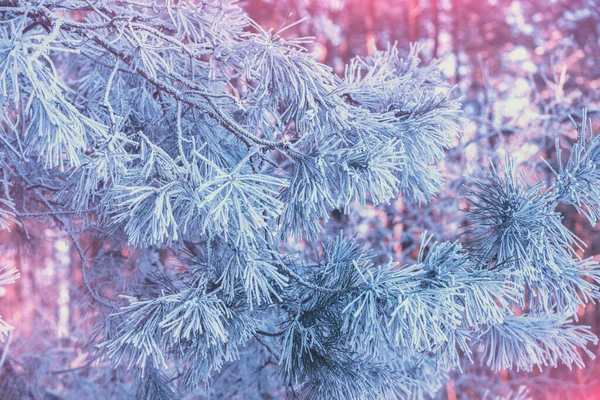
[[253, 333, 280, 363]]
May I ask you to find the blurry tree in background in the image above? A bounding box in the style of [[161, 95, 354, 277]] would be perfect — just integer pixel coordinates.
[[1, 0, 600, 399]]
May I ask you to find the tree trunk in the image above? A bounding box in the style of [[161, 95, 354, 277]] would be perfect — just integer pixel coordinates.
[[430, 0, 439, 58]]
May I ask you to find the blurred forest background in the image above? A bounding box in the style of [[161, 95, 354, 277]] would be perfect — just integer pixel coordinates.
[[1, 0, 600, 399]]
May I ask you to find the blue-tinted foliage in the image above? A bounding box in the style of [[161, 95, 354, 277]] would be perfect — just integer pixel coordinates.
[[0, 1, 599, 399]]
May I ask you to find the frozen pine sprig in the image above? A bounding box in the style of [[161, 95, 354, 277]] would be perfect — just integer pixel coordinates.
[[281, 135, 405, 239], [400, 356, 450, 400], [98, 275, 258, 390], [520, 257, 600, 316], [338, 43, 461, 203], [280, 154, 335, 240], [463, 157, 593, 313], [273, 235, 516, 389], [297, 356, 411, 400], [371, 238, 517, 363], [549, 109, 600, 224], [465, 157, 579, 270], [476, 314, 597, 372], [331, 139, 403, 210], [133, 368, 179, 400], [228, 20, 346, 138], [1, 0, 600, 398]]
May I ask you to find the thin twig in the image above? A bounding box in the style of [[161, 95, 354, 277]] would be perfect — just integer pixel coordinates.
[[256, 329, 285, 337], [253, 334, 280, 363], [16, 208, 96, 217], [50, 357, 99, 375]]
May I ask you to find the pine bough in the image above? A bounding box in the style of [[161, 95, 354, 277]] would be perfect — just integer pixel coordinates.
[[0, 1, 599, 398]]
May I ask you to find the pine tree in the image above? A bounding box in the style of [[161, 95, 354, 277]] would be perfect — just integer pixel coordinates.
[[1, 1, 600, 398]]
